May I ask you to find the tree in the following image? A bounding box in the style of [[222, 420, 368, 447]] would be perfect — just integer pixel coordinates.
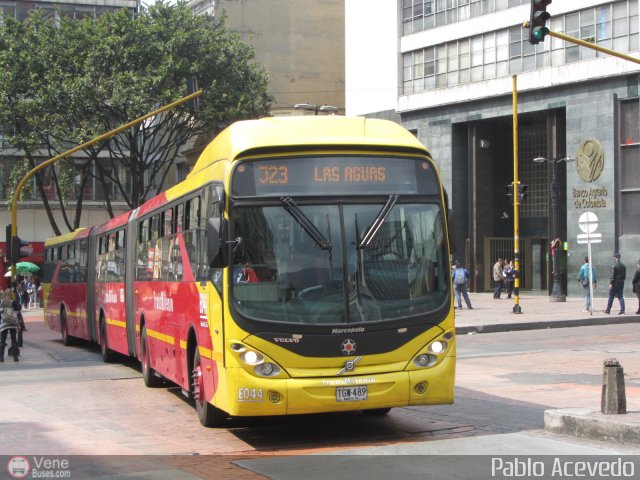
[[0, 1, 272, 234]]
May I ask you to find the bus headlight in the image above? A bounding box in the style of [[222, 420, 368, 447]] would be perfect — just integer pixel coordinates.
[[254, 362, 281, 377], [413, 353, 436, 367], [240, 350, 263, 365], [429, 340, 447, 354]]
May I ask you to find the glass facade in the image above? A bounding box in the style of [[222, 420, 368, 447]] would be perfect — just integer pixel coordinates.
[[620, 98, 640, 235], [403, 1, 640, 94]]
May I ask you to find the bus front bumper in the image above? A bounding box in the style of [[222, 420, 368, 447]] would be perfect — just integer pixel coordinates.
[[218, 356, 455, 417]]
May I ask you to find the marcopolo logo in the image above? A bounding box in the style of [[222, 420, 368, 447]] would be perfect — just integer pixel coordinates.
[[7, 456, 30, 479]]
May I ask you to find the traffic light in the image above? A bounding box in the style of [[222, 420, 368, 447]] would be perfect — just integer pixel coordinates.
[[11, 235, 29, 264], [529, 0, 552, 45], [505, 184, 514, 204], [518, 184, 528, 202]]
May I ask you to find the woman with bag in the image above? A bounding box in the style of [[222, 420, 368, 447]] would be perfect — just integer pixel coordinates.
[[0, 288, 20, 362]]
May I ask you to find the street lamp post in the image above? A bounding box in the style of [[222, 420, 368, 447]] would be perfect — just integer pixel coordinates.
[[293, 103, 338, 115], [533, 156, 575, 302]]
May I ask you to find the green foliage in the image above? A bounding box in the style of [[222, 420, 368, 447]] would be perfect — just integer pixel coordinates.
[[0, 1, 272, 231]]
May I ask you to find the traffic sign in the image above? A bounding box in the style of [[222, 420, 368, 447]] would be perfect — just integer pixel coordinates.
[[578, 212, 598, 233], [577, 233, 601, 244], [576, 211, 600, 315]]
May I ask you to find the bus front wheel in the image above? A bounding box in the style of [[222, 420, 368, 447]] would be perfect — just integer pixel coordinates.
[[192, 347, 226, 427], [141, 326, 162, 387]]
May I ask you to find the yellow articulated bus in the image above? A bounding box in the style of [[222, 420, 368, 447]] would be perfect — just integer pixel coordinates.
[[44, 116, 455, 427]]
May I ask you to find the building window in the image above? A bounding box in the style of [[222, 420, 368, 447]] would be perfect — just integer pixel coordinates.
[[620, 98, 640, 234], [403, 1, 640, 94], [403, 0, 527, 35]]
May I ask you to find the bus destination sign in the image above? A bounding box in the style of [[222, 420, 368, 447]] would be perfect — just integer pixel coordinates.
[[232, 156, 439, 197]]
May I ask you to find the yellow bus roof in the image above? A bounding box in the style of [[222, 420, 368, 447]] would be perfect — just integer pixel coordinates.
[[189, 116, 429, 178]]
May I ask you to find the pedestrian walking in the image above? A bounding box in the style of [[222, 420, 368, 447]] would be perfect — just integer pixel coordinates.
[[551, 235, 561, 273], [26, 277, 37, 309], [0, 289, 20, 362], [631, 259, 640, 315], [603, 252, 626, 315], [503, 260, 516, 299], [578, 256, 597, 312], [492, 258, 503, 299], [452, 261, 473, 310]]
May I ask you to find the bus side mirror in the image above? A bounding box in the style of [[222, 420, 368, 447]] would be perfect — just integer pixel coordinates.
[[206, 217, 228, 268]]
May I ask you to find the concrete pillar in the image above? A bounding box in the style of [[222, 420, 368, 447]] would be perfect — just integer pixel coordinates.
[[601, 358, 626, 414]]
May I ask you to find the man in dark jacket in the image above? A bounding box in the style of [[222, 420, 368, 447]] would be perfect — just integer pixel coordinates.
[[604, 252, 626, 315]]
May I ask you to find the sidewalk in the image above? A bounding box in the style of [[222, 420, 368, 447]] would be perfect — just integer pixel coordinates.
[[455, 291, 640, 447], [454, 291, 640, 334]]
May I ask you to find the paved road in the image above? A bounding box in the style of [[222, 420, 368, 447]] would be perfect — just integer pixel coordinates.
[[1, 306, 639, 480]]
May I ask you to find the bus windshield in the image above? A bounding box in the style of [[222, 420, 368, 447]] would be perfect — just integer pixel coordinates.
[[231, 200, 448, 325]]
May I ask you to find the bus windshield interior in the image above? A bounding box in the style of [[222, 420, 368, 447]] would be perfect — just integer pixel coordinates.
[[231, 201, 448, 325]]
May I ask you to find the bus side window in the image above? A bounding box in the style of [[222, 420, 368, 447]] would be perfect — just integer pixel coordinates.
[[176, 203, 184, 233]]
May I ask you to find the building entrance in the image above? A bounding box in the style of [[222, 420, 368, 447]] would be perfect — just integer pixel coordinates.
[[452, 110, 567, 294]]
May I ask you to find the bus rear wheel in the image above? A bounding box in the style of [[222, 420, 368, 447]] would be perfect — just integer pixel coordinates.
[[192, 347, 226, 427], [100, 319, 115, 363], [141, 326, 162, 387], [60, 309, 72, 346]]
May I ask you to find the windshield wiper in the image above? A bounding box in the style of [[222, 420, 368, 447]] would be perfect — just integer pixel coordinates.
[[358, 194, 399, 249], [280, 197, 332, 250]]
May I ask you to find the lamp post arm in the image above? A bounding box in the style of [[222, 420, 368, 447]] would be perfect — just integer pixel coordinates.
[[9, 89, 203, 283]]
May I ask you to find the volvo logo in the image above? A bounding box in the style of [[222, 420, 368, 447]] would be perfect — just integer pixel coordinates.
[[341, 338, 356, 355], [337, 356, 362, 375]]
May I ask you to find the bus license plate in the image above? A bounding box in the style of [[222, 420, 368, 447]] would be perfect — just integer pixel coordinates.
[[336, 386, 368, 402]]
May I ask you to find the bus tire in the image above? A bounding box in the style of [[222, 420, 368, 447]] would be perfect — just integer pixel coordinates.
[[141, 326, 162, 387], [60, 308, 73, 346], [100, 319, 116, 363], [192, 347, 226, 427], [362, 408, 391, 416]]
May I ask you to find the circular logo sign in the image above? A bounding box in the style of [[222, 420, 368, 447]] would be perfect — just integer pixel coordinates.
[[7, 456, 30, 479], [578, 212, 598, 234], [341, 339, 356, 355], [576, 139, 604, 183]]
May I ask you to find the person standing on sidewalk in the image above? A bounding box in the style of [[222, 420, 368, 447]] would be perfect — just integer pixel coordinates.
[[578, 256, 597, 312], [631, 259, 640, 315], [604, 252, 626, 315], [0, 289, 20, 362], [503, 259, 516, 299], [492, 258, 503, 299], [453, 261, 473, 310]]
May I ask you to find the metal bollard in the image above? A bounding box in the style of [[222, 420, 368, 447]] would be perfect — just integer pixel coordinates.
[[601, 358, 626, 414]]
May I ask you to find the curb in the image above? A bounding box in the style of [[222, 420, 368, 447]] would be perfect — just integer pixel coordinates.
[[544, 408, 640, 447], [456, 316, 640, 335]]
